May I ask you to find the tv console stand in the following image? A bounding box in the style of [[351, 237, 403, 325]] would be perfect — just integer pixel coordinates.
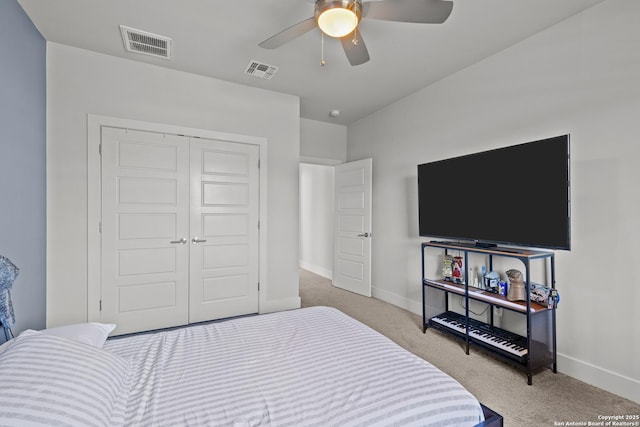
[[430, 240, 524, 254], [421, 241, 557, 385]]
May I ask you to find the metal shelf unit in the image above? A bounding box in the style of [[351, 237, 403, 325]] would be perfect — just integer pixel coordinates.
[[421, 241, 557, 385]]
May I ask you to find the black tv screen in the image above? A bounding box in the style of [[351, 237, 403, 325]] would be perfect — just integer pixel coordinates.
[[418, 135, 570, 250]]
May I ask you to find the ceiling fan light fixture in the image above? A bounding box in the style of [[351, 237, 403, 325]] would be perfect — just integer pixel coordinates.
[[315, 0, 362, 38], [318, 9, 357, 37]]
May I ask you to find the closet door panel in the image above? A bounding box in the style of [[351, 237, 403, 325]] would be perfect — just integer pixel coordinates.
[[189, 139, 260, 323], [101, 128, 190, 335]]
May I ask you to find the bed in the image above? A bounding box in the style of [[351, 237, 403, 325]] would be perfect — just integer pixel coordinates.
[[0, 306, 500, 426]]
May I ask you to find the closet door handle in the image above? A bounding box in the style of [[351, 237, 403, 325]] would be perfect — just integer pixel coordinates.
[[357, 232, 370, 238], [192, 237, 207, 244], [170, 238, 187, 244]]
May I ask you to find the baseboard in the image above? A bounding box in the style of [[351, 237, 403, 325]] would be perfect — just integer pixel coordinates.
[[299, 260, 333, 280], [557, 353, 640, 404], [372, 286, 422, 317], [373, 287, 640, 405]]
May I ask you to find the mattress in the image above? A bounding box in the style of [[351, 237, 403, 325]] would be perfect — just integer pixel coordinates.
[[102, 306, 484, 426]]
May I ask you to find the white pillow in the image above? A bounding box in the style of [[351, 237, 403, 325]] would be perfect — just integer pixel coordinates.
[[38, 322, 116, 348], [0, 332, 131, 426]]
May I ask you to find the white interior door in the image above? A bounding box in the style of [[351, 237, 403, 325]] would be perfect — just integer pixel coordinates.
[[101, 128, 260, 334], [333, 158, 372, 297], [101, 128, 190, 335], [189, 138, 260, 323]]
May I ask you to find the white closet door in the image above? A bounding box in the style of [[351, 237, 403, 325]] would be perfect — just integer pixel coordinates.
[[189, 138, 260, 322], [189, 139, 259, 323], [101, 128, 190, 335]]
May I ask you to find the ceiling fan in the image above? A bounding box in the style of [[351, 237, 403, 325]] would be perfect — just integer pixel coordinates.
[[259, 0, 453, 66]]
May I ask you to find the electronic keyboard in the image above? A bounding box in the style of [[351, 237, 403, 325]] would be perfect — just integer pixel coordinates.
[[429, 311, 528, 362]]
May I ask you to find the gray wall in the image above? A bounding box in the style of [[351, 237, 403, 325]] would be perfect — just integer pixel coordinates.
[[0, 0, 46, 341]]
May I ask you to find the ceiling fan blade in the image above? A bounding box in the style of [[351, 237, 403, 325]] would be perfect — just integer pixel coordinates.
[[340, 28, 370, 66], [259, 17, 317, 49], [363, 0, 453, 24]]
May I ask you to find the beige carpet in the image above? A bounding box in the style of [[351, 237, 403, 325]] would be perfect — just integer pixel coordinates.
[[299, 269, 639, 426]]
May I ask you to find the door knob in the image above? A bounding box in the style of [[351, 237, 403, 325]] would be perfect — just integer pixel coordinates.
[[170, 238, 187, 244], [192, 237, 207, 244], [357, 232, 370, 238]]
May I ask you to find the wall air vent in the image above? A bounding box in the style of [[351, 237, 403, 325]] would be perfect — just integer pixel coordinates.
[[120, 25, 172, 60], [244, 60, 278, 80]]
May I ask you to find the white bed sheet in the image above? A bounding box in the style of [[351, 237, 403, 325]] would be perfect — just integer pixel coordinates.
[[103, 306, 484, 426]]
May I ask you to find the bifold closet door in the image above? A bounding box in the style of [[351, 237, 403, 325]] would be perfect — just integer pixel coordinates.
[[189, 139, 260, 323], [101, 128, 190, 335]]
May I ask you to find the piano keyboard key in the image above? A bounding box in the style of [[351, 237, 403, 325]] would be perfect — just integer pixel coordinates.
[[430, 311, 528, 359]]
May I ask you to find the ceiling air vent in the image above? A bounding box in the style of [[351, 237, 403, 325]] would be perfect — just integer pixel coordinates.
[[120, 25, 172, 60], [244, 60, 278, 80]]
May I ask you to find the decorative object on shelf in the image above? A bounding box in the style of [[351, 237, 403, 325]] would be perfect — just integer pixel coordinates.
[[483, 271, 500, 292], [442, 255, 454, 281], [452, 256, 464, 284], [548, 289, 560, 309], [0, 255, 19, 340], [469, 267, 480, 288], [529, 282, 551, 303], [498, 280, 509, 296], [506, 269, 526, 301]]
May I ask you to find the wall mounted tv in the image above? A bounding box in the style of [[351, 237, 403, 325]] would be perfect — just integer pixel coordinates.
[[417, 135, 570, 250]]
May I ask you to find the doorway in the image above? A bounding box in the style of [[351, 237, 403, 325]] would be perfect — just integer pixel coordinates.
[[299, 158, 372, 297], [299, 163, 335, 279]]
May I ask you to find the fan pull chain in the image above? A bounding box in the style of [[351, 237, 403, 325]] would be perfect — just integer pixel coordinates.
[[352, 13, 358, 45], [320, 32, 326, 66]]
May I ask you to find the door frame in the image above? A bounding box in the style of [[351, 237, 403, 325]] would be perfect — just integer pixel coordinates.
[[87, 115, 268, 322]]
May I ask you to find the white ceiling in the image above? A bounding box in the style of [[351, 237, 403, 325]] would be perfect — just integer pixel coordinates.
[[18, 0, 606, 125]]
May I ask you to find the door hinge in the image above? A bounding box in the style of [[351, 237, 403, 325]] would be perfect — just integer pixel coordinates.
[[258, 220, 260, 230], [99, 143, 102, 156], [258, 282, 260, 291], [99, 222, 102, 233], [99, 300, 102, 311], [258, 159, 260, 169]]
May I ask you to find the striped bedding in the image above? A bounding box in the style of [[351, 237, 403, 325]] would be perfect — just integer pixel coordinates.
[[101, 306, 484, 426], [0, 331, 131, 426]]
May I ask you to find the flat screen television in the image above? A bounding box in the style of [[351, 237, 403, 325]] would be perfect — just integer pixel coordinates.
[[417, 135, 570, 250]]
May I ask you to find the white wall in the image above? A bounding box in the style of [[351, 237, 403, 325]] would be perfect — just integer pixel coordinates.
[[299, 164, 335, 278], [300, 118, 347, 163], [347, 0, 639, 403], [46, 43, 301, 326]]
